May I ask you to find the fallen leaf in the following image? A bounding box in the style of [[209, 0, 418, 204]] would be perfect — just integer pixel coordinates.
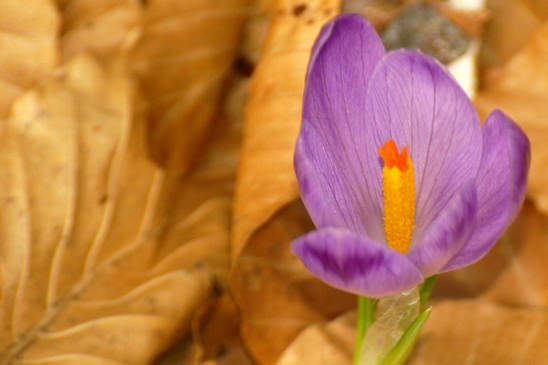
[[278, 299, 548, 364], [201, 347, 254, 365], [277, 311, 355, 365], [0, 53, 237, 363], [0, 0, 59, 118], [232, 0, 341, 262], [58, 0, 142, 62], [408, 300, 548, 364], [475, 21, 548, 214], [429, 201, 548, 309], [131, 0, 250, 173], [192, 294, 247, 363], [232, 200, 355, 364], [153, 71, 246, 365], [239, 0, 275, 66], [480, 0, 548, 70]]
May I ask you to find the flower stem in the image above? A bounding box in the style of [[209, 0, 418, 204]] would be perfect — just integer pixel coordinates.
[[418, 276, 437, 310], [353, 296, 376, 365]]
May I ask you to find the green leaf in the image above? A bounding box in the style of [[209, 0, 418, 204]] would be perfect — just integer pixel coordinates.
[[419, 276, 437, 310], [379, 307, 432, 365]]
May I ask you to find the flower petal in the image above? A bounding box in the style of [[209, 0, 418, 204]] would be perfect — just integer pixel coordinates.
[[407, 181, 477, 277], [292, 228, 424, 297], [295, 14, 386, 239], [362, 50, 483, 240], [442, 110, 530, 271]]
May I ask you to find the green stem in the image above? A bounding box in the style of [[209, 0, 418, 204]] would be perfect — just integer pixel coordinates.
[[418, 276, 437, 310], [353, 296, 376, 365]]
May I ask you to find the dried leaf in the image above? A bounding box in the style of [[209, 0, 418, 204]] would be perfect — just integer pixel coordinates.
[[58, 0, 142, 62], [155, 295, 251, 365], [191, 295, 247, 363], [153, 72, 246, 365], [475, 21, 548, 213], [278, 299, 548, 364], [202, 348, 254, 365], [408, 300, 548, 364], [433, 201, 548, 307], [232, 0, 341, 261], [233, 201, 318, 363], [0, 0, 59, 118], [232, 199, 355, 364], [0, 54, 237, 363], [240, 0, 275, 66], [132, 0, 250, 173], [277, 311, 355, 365], [480, 0, 548, 69]]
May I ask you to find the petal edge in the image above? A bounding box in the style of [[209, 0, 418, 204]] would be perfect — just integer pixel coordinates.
[[296, 14, 386, 238], [292, 228, 423, 297], [442, 110, 530, 271], [407, 181, 477, 277]]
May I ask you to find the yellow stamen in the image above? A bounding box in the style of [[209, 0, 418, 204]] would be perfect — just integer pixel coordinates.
[[378, 139, 415, 254]]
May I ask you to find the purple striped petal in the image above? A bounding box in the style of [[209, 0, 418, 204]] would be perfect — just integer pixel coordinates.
[[292, 228, 424, 297], [442, 110, 530, 271], [295, 14, 386, 239], [407, 181, 477, 278], [362, 50, 483, 241]]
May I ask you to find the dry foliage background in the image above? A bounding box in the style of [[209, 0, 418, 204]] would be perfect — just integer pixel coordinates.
[[0, 0, 546, 364]]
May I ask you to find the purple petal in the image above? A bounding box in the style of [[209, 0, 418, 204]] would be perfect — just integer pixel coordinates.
[[362, 50, 483, 240], [295, 14, 386, 239], [407, 181, 477, 277], [442, 110, 530, 271], [292, 228, 424, 297]]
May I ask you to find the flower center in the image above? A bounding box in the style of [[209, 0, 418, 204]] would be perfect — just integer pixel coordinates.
[[378, 139, 415, 254]]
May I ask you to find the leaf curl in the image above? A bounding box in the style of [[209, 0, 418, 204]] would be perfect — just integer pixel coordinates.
[[0, 54, 237, 364]]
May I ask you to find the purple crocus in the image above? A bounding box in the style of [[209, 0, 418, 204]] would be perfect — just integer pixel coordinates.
[[292, 14, 530, 298]]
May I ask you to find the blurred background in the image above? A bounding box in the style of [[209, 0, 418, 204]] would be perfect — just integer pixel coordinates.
[[0, 0, 547, 364]]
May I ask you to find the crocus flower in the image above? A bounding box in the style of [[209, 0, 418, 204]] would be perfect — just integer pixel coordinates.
[[292, 14, 530, 298]]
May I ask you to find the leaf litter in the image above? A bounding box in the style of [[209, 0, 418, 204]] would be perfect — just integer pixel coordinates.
[[0, 0, 547, 364]]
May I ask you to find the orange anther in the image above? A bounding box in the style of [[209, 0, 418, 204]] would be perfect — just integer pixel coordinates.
[[378, 139, 408, 171]]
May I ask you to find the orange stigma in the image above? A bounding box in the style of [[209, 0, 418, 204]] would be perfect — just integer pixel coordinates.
[[378, 139, 415, 254], [378, 139, 408, 171]]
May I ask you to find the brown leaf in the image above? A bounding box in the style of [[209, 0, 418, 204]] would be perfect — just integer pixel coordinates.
[[0, 0, 59, 118], [432, 201, 548, 308], [239, 0, 275, 66], [475, 21, 548, 214], [231, 200, 355, 364], [278, 300, 548, 364], [408, 300, 548, 364], [155, 294, 251, 365], [153, 72, 246, 365], [0, 54, 237, 363], [201, 347, 254, 365], [232, 0, 341, 262], [193, 295, 248, 363], [131, 0, 250, 173], [480, 0, 548, 69], [58, 0, 142, 62], [277, 311, 355, 365]]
